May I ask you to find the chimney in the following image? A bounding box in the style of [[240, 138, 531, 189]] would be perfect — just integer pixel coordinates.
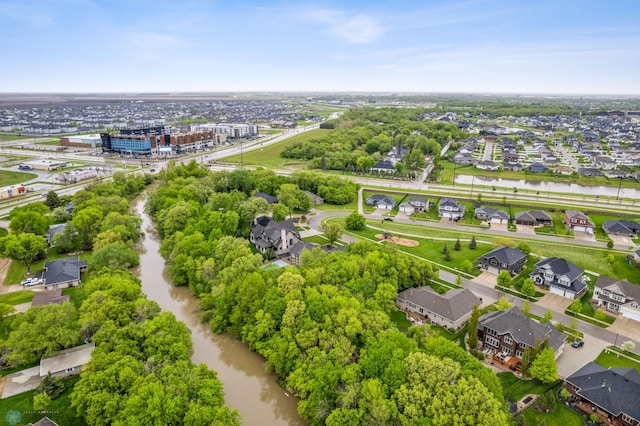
[[281, 228, 287, 251]]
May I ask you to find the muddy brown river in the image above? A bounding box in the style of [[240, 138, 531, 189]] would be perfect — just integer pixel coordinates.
[[134, 197, 305, 425]]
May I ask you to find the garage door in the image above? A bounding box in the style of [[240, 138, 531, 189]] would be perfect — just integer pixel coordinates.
[[574, 226, 586, 232], [621, 308, 640, 322], [491, 218, 501, 223]]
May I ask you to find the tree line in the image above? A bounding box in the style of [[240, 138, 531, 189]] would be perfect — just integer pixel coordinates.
[[148, 162, 510, 425]]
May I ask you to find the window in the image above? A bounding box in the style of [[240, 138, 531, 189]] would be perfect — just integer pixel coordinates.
[[515, 350, 523, 358], [544, 271, 555, 280], [504, 336, 513, 345], [486, 337, 499, 348], [502, 347, 511, 355]]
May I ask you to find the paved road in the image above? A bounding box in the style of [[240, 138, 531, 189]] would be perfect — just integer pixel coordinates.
[[555, 144, 580, 169], [482, 141, 494, 161]]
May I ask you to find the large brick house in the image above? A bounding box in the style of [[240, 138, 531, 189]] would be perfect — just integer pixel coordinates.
[[565, 362, 640, 426], [564, 210, 595, 234], [477, 307, 566, 358]]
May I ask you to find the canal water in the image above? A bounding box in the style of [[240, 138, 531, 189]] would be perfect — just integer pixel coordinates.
[[133, 196, 305, 426]]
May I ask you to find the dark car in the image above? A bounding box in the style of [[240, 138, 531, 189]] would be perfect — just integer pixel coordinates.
[[383, 218, 394, 222], [571, 339, 584, 348]]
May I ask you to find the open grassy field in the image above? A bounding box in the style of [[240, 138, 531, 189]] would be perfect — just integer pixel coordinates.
[[0, 375, 86, 425], [221, 128, 331, 168], [0, 170, 38, 187]]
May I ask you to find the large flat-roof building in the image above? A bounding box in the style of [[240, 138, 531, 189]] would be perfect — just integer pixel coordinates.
[[190, 123, 258, 139], [100, 130, 226, 156], [60, 134, 102, 148]]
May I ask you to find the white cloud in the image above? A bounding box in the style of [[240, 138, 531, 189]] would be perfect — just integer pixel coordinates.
[[303, 7, 383, 44]]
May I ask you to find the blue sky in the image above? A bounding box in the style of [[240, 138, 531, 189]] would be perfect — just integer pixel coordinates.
[[1, 0, 639, 94]]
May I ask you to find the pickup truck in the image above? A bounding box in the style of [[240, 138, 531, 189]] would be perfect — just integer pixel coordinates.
[[20, 278, 42, 286]]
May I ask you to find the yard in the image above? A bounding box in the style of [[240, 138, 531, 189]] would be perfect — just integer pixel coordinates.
[[497, 372, 556, 401], [0, 375, 86, 426], [0, 170, 38, 187], [594, 347, 640, 372], [0, 291, 34, 306], [4, 252, 91, 286]]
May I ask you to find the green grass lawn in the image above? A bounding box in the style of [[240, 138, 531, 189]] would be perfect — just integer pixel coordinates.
[[0, 170, 38, 187], [312, 199, 358, 212], [302, 235, 330, 245], [522, 398, 584, 426], [5, 252, 91, 286], [0, 291, 34, 306], [594, 348, 640, 372], [221, 128, 331, 168], [0, 375, 86, 426], [497, 373, 557, 401], [62, 285, 87, 310], [390, 309, 411, 332]]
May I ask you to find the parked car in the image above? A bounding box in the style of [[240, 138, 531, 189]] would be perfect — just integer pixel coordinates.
[[383, 217, 394, 222], [17, 164, 33, 170], [571, 339, 584, 348], [20, 278, 42, 286]]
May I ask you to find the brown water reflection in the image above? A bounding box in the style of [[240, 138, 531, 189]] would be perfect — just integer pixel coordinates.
[[134, 197, 305, 426]]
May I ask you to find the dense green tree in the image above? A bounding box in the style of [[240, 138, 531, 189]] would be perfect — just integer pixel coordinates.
[[454, 238, 461, 251], [521, 278, 536, 297], [469, 236, 476, 249], [321, 222, 343, 247], [495, 296, 512, 310], [9, 209, 49, 235], [45, 191, 61, 209], [272, 203, 289, 221], [72, 206, 104, 250], [0, 233, 48, 273], [90, 241, 140, 271], [345, 212, 366, 230], [529, 347, 558, 383], [466, 304, 480, 350], [496, 270, 512, 288], [3, 303, 80, 366]]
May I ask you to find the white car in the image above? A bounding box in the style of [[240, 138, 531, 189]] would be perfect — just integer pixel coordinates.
[[20, 278, 42, 286]]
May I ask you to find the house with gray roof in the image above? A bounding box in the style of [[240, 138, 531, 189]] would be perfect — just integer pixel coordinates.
[[438, 198, 465, 220], [370, 160, 396, 173], [46, 223, 67, 246], [249, 216, 301, 256], [476, 246, 527, 275], [478, 306, 566, 359], [530, 257, 587, 299], [565, 362, 640, 426], [253, 191, 278, 204], [602, 220, 640, 237], [26, 417, 60, 426], [396, 286, 481, 331], [289, 241, 318, 266], [40, 342, 95, 378], [593, 276, 640, 322], [474, 206, 509, 224], [514, 210, 552, 227], [365, 194, 396, 210], [398, 197, 428, 214], [41, 256, 88, 289]]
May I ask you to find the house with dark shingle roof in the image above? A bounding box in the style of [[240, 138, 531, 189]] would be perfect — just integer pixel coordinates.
[[26, 417, 60, 426], [253, 191, 278, 204], [438, 198, 465, 220], [365, 194, 396, 210], [593, 276, 640, 322], [32, 288, 70, 306], [370, 160, 396, 174], [602, 220, 640, 237], [476, 246, 526, 275], [249, 216, 301, 256], [530, 257, 587, 299], [478, 306, 566, 358], [396, 286, 481, 331], [564, 210, 595, 234], [514, 210, 552, 227], [47, 223, 67, 246], [565, 362, 640, 426], [41, 256, 88, 289], [474, 206, 509, 223]]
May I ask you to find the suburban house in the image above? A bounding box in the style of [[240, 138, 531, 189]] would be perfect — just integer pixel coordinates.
[[529, 163, 549, 173], [249, 216, 301, 256], [593, 276, 640, 322], [476, 160, 500, 171], [26, 417, 60, 426], [365, 194, 396, 210], [398, 197, 428, 214], [370, 160, 396, 174], [474, 206, 509, 223], [253, 191, 278, 204], [503, 162, 523, 172], [603, 220, 640, 237], [31, 288, 70, 306], [289, 241, 345, 266], [40, 342, 95, 378], [530, 257, 587, 299], [476, 246, 527, 275], [514, 210, 552, 227], [438, 198, 465, 220], [46, 223, 67, 246], [565, 362, 640, 426], [478, 306, 566, 358], [41, 257, 88, 289], [396, 286, 481, 331], [302, 190, 324, 205], [564, 210, 595, 234]]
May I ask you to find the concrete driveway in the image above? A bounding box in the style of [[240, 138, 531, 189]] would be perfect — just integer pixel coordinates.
[[556, 334, 608, 379], [609, 235, 636, 249], [471, 272, 497, 288], [490, 223, 508, 232], [608, 317, 640, 342], [574, 232, 596, 242], [1, 366, 42, 398], [538, 292, 573, 312], [514, 225, 537, 236]]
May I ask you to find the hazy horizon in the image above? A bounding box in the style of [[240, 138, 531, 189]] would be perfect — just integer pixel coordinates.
[[2, 1, 639, 95]]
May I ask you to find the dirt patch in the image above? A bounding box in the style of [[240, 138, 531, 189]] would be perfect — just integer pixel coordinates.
[[375, 234, 419, 247]]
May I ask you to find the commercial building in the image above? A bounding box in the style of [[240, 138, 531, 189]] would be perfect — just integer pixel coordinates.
[[100, 129, 226, 156], [60, 134, 102, 148], [25, 159, 68, 171], [190, 123, 258, 139]]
